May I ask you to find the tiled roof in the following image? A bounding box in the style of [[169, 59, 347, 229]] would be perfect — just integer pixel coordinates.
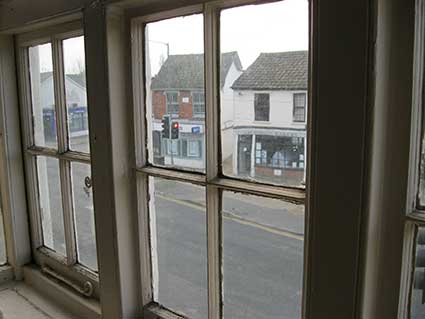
[[150, 52, 242, 90], [232, 51, 308, 90], [40, 72, 86, 88]]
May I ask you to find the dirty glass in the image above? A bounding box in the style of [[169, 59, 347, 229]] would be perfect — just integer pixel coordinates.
[[145, 14, 205, 173], [29, 43, 58, 149], [63, 36, 90, 154], [149, 177, 207, 319], [37, 156, 66, 255], [411, 227, 425, 318], [222, 191, 304, 319], [0, 196, 6, 265], [71, 162, 97, 271], [220, 0, 309, 187]]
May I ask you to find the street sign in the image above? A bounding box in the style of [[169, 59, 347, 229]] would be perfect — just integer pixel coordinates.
[[191, 126, 201, 134]]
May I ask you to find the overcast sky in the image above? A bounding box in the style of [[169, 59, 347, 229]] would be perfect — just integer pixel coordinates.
[[147, 0, 308, 75], [37, 0, 308, 75]]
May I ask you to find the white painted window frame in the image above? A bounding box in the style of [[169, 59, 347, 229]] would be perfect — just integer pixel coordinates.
[[15, 21, 99, 298], [398, 0, 425, 316], [253, 92, 270, 122], [131, 2, 306, 318], [166, 91, 180, 116], [293, 92, 306, 123], [192, 91, 205, 117]]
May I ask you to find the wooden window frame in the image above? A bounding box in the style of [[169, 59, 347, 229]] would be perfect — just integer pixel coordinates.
[[0, 0, 373, 316], [132, 2, 306, 319], [15, 21, 99, 298], [398, 0, 425, 316]]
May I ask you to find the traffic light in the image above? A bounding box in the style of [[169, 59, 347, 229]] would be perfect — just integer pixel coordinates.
[[171, 121, 179, 139], [414, 228, 425, 303], [161, 115, 170, 138]]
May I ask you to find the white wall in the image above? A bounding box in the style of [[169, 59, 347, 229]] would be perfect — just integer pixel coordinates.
[[221, 61, 242, 160], [233, 89, 307, 129], [41, 75, 87, 109]]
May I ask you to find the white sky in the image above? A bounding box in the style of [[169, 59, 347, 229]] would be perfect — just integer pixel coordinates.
[[38, 36, 85, 74], [147, 0, 308, 75], [37, 0, 308, 75]]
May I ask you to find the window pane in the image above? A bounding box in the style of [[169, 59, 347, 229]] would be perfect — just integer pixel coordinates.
[[71, 162, 97, 271], [149, 177, 207, 318], [36, 156, 65, 255], [220, 0, 308, 187], [145, 14, 205, 172], [412, 227, 425, 318], [29, 43, 58, 149], [222, 191, 304, 319], [0, 197, 7, 265], [63, 36, 90, 154]]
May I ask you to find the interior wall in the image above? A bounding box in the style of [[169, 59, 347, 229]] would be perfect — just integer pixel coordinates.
[[0, 0, 90, 31]]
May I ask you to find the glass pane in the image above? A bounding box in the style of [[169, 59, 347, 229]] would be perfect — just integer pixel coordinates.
[[29, 43, 58, 148], [0, 196, 7, 265], [220, 0, 309, 187], [412, 227, 425, 317], [149, 177, 207, 318], [36, 156, 65, 255], [145, 14, 205, 172], [71, 162, 97, 271], [63, 36, 90, 154], [222, 191, 304, 319]]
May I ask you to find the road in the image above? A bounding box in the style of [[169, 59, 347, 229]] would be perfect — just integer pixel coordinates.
[[153, 179, 304, 319]]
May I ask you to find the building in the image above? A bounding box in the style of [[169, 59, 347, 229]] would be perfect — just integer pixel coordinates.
[[39, 72, 88, 141], [150, 51, 243, 170], [231, 51, 308, 185], [0, 1, 416, 319]]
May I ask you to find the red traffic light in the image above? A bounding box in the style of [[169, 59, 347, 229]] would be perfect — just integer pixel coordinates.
[[172, 122, 179, 129]]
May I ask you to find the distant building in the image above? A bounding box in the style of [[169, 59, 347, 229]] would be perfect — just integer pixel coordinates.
[[40, 72, 88, 140], [231, 51, 308, 185], [150, 52, 243, 170]]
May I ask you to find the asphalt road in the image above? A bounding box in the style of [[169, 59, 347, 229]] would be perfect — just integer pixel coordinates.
[[154, 180, 304, 319]]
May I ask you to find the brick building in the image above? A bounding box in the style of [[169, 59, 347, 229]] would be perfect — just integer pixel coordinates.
[[150, 51, 243, 170]]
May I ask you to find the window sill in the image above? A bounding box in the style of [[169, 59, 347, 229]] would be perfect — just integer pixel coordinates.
[[0, 265, 14, 284], [144, 302, 186, 319], [23, 265, 101, 319], [0, 279, 77, 319]]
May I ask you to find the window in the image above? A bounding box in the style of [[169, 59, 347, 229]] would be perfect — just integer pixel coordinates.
[[166, 139, 180, 156], [293, 93, 306, 122], [166, 92, 179, 115], [220, 2, 308, 188], [254, 93, 270, 121], [17, 26, 98, 293], [146, 14, 205, 172], [399, 3, 425, 316], [0, 197, 7, 266], [132, 1, 308, 318], [187, 140, 201, 157], [193, 91, 205, 116]]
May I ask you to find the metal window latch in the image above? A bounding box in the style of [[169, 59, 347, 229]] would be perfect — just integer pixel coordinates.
[[84, 176, 92, 188]]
